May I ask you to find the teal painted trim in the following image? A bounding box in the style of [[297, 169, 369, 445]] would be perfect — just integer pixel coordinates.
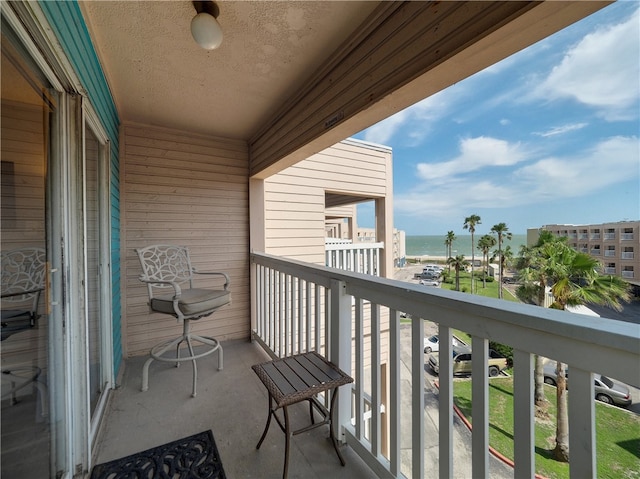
[[39, 1, 122, 377]]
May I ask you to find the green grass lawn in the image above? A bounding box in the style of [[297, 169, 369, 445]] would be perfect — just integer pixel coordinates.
[[453, 378, 640, 478], [440, 271, 519, 302]]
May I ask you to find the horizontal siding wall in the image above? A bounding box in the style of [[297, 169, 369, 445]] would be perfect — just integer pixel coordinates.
[[122, 123, 250, 357], [264, 139, 390, 264]]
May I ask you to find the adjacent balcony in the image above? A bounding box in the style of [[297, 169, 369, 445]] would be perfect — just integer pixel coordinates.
[[621, 233, 634, 240], [94, 253, 639, 478], [621, 252, 635, 260], [604, 233, 616, 240], [605, 250, 616, 257], [622, 270, 635, 279]]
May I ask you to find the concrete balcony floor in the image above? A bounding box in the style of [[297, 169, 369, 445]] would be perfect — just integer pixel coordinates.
[[93, 339, 375, 479]]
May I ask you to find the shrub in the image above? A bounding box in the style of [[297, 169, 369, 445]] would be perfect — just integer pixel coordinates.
[[489, 341, 513, 367]]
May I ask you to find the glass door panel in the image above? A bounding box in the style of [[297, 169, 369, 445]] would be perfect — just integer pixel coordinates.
[[85, 126, 103, 417], [1, 20, 58, 478]]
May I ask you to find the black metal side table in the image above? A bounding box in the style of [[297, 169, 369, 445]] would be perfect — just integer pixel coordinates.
[[252, 351, 354, 479]]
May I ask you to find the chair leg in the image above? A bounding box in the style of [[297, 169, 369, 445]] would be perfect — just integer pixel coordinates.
[[141, 335, 183, 392], [256, 394, 274, 450], [185, 334, 198, 398], [282, 405, 291, 479], [329, 388, 346, 467], [141, 356, 155, 392]]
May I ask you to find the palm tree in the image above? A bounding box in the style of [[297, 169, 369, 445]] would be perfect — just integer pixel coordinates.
[[539, 241, 630, 462], [444, 231, 456, 273], [463, 215, 481, 293], [515, 233, 568, 409], [477, 234, 496, 288], [447, 254, 469, 291], [490, 222, 512, 299]]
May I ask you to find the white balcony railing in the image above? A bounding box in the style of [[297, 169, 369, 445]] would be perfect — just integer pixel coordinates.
[[590, 249, 601, 255], [622, 270, 635, 278], [621, 233, 634, 240], [250, 252, 639, 479], [604, 233, 616, 240], [604, 267, 616, 274], [325, 240, 383, 276], [590, 234, 601, 240], [621, 252, 635, 260], [605, 250, 616, 257]]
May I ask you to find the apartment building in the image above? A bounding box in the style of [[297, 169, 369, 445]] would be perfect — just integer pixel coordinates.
[[528, 221, 640, 286]]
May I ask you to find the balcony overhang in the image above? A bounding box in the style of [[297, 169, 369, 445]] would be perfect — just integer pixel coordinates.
[[249, 1, 611, 178]]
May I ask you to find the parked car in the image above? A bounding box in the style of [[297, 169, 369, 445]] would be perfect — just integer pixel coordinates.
[[420, 279, 440, 287], [420, 271, 441, 280], [427, 347, 507, 377], [542, 362, 632, 407], [422, 334, 467, 354]]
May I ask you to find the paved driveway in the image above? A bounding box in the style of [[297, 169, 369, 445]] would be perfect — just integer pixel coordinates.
[[398, 322, 514, 479]]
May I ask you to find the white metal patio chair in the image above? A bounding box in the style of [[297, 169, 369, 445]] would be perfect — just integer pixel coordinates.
[[135, 244, 230, 397], [1, 247, 48, 416]]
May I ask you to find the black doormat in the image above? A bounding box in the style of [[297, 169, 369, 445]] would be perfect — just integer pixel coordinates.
[[90, 430, 226, 479]]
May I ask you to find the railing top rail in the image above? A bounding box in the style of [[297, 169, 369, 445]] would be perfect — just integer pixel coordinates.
[[325, 242, 384, 251], [251, 252, 640, 385]]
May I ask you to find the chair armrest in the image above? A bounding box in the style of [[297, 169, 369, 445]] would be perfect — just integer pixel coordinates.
[[192, 270, 230, 290], [138, 276, 183, 297]]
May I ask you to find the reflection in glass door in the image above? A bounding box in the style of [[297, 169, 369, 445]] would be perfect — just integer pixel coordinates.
[[1, 19, 57, 478]]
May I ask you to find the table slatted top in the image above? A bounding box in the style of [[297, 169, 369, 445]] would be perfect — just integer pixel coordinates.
[[252, 351, 353, 408]]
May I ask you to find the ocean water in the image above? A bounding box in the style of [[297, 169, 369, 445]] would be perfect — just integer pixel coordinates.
[[406, 234, 527, 258]]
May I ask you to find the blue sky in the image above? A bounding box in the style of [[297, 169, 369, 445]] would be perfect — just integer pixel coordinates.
[[353, 2, 639, 236]]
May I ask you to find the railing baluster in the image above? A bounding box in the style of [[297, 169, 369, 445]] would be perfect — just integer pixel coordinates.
[[410, 314, 424, 478], [370, 302, 381, 458], [471, 336, 489, 478], [284, 274, 290, 357], [389, 309, 400, 476], [569, 368, 596, 479], [306, 281, 311, 353], [355, 297, 364, 440], [513, 349, 535, 477], [439, 324, 453, 479], [314, 284, 321, 353]]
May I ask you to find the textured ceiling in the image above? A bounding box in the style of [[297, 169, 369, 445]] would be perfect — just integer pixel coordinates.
[[79, 1, 379, 140]]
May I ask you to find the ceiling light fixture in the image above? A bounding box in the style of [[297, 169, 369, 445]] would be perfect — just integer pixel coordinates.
[[191, 1, 223, 50]]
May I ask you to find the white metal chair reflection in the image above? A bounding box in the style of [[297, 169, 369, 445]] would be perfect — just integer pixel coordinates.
[[136, 244, 230, 397], [1, 247, 47, 416]]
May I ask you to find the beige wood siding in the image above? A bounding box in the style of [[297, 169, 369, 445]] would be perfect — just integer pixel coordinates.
[[264, 139, 391, 264], [122, 123, 250, 357]]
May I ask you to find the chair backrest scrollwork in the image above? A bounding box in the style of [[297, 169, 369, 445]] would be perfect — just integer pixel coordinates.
[[135, 244, 194, 296], [1, 247, 46, 306]]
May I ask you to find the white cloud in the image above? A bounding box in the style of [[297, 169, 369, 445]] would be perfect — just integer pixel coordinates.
[[362, 87, 463, 145], [533, 123, 588, 137], [395, 136, 639, 219], [536, 7, 640, 120], [416, 136, 527, 181], [361, 110, 408, 145], [515, 136, 640, 196]]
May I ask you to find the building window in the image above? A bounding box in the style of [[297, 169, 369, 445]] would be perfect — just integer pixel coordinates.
[[590, 228, 600, 240], [622, 247, 634, 260], [604, 228, 615, 240], [621, 228, 634, 240], [604, 262, 616, 274], [622, 266, 634, 278]]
